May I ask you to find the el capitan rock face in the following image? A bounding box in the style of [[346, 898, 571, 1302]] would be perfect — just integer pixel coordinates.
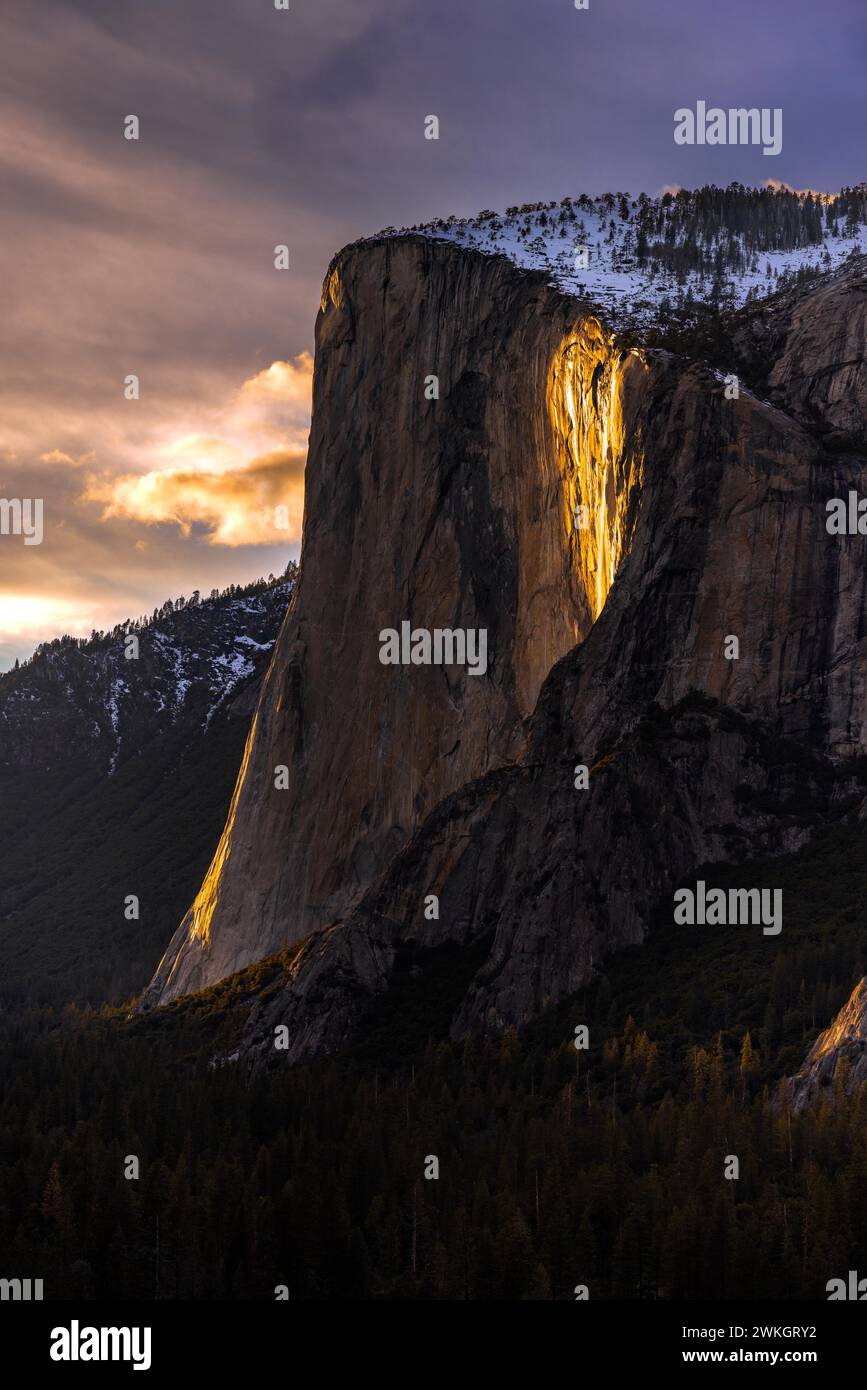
[[141, 231, 867, 1056], [141, 238, 649, 1007]]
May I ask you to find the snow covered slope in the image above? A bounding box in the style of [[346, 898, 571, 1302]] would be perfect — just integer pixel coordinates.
[[0, 569, 295, 775], [373, 183, 867, 329]]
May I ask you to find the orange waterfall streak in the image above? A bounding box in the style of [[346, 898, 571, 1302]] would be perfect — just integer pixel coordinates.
[[548, 319, 644, 622]]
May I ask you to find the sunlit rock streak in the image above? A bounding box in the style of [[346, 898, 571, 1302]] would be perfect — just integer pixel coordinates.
[[138, 709, 262, 1006], [789, 974, 867, 1111]]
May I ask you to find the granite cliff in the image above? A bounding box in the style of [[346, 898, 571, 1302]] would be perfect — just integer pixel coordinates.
[[140, 219, 867, 1063]]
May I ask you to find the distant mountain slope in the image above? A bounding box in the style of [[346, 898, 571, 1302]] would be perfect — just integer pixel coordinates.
[[0, 569, 295, 1004], [0, 569, 295, 775]]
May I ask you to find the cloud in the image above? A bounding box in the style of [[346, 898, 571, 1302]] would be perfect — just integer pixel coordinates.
[[0, 350, 311, 667], [40, 448, 95, 467], [88, 448, 306, 546], [81, 351, 312, 545], [239, 354, 314, 410], [233, 353, 314, 452]]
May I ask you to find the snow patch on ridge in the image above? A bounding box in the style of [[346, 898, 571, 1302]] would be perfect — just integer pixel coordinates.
[[371, 190, 867, 328]]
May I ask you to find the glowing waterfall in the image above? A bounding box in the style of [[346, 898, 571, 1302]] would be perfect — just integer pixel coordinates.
[[548, 320, 645, 622]]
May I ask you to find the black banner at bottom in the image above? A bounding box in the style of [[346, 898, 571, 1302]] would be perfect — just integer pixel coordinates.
[[0, 1299, 863, 1375]]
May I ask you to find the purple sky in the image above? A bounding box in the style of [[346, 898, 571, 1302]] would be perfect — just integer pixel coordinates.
[[1, 0, 864, 666]]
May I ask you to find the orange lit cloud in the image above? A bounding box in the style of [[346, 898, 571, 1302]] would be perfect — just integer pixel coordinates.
[[0, 350, 312, 666], [238, 354, 315, 417], [88, 449, 306, 546], [40, 448, 95, 468], [83, 352, 312, 546]]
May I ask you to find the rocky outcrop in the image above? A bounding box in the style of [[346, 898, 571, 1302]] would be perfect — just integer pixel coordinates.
[[141, 233, 867, 1053], [789, 976, 867, 1111], [731, 254, 867, 445], [226, 696, 861, 1066]]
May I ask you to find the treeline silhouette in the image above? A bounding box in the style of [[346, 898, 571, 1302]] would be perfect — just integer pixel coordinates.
[[6, 563, 297, 675]]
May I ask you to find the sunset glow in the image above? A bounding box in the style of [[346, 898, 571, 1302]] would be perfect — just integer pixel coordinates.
[[0, 595, 92, 639], [0, 351, 312, 667]]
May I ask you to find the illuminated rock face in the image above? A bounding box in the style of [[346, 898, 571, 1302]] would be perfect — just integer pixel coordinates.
[[141, 239, 646, 1009], [142, 236, 867, 1047], [790, 976, 867, 1111]]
